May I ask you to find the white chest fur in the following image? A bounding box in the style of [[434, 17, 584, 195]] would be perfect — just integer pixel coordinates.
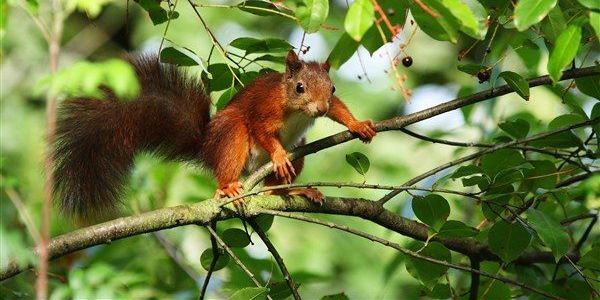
[[245, 112, 315, 173]]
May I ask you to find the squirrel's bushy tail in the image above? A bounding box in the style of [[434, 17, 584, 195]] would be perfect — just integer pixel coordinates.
[[52, 55, 210, 218]]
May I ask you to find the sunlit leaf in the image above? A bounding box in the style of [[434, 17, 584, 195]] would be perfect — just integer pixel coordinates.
[[514, 0, 557, 31], [410, 0, 460, 43], [296, 0, 329, 33], [344, 0, 374, 41], [547, 25, 582, 84]]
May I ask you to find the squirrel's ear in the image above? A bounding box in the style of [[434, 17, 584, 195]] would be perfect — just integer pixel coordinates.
[[322, 61, 331, 72], [286, 50, 302, 77]]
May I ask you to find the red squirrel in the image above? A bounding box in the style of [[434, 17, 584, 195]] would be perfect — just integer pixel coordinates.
[[52, 50, 376, 217]]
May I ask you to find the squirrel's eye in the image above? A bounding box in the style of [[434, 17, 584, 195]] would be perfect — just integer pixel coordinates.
[[332, 85, 336, 94], [296, 82, 305, 93]]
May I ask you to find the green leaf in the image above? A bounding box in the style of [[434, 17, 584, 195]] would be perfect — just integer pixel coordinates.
[[216, 85, 238, 111], [578, 244, 600, 270], [268, 281, 298, 300], [296, 0, 329, 33], [451, 165, 484, 178], [160, 47, 199, 66], [577, 0, 600, 9], [547, 25, 582, 84], [405, 242, 451, 288], [590, 11, 600, 42], [499, 118, 530, 138], [425, 283, 452, 299], [441, 0, 488, 39], [527, 209, 570, 262], [479, 281, 511, 300], [522, 160, 558, 190], [488, 220, 532, 262], [203, 64, 237, 92], [229, 37, 293, 55], [345, 152, 370, 175], [320, 293, 350, 300], [254, 55, 286, 64], [499, 71, 530, 100], [481, 149, 526, 177], [103, 59, 141, 100], [237, 0, 293, 17], [344, 0, 375, 41], [410, 0, 460, 43], [230, 287, 270, 300], [222, 228, 250, 248], [200, 248, 229, 271], [457, 63, 484, 75], [575, 75, 600, 99], [437, 220, 479, 238], [327, 33, 359, 70], [412, 194, 450, 231], [513, 0, 557, 31], [137, 0, 178, 25], [254, 214, 274, 232], [540, 6, 566, 43]]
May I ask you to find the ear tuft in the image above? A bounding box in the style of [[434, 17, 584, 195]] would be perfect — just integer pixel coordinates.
[[286, 49, 302, 77]]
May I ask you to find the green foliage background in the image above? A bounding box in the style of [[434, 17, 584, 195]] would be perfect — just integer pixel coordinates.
[[1, 0, 599, 299]]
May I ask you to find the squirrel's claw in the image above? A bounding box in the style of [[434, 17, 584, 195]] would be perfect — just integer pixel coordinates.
[[349, 120, 377, 143], [272, 150, 295, 184]]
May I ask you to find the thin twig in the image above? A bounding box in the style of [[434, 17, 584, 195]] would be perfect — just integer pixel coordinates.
[[205, 226, 274, 300], [259, 209, 564, 300], [199, 223, 220, 300], [564, 255, 600, 298], [248, 219, 301, 300], [2, 179, 42, 245]]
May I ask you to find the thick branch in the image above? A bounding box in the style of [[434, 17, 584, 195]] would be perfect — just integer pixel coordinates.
[[1, 196, 575, 281], [243, 66, 599, 189]]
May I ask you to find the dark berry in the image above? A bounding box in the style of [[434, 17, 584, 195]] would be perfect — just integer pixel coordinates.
[[402, 56, 413, 67], [477, 69, 490, 83]]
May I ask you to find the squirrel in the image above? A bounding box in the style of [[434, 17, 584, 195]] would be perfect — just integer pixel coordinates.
[[52, 50, 376, 218]]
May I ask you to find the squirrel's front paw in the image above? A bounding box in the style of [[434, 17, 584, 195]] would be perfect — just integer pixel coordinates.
[[349, 120, 377, 143], [271, 150, 295, 184]]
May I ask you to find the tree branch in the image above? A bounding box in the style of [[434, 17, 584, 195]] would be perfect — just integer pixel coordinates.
[[1, 195, 576, 281], [243, 66, 599, 190]]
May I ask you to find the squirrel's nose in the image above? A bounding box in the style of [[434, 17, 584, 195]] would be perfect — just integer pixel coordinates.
[[317, 102, 329, 116]]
